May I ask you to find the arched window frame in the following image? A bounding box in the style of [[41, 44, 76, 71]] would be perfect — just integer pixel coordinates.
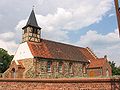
[[82, 63, 86, 74], [11, 68, 16, 78], [58, 62, 63, 73], [47, 61, 52, 73], [69, 62, 73, 74], [106, 69, 109, 77]]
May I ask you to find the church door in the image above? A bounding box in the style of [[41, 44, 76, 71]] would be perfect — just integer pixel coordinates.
[[89, 70, 95, 77]]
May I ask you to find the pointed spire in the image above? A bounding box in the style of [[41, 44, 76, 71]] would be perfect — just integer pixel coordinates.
[[22, 9, 41, 29]]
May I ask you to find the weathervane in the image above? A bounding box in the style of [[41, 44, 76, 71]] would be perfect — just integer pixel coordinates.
[[114, 0, 120, 37]]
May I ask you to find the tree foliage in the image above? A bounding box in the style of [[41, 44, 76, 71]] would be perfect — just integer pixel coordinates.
[[0, 48, 13, 73], [109, 61, 120, 75]]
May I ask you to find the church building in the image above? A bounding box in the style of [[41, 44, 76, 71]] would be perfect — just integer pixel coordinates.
[[3, 9, 112, 78]]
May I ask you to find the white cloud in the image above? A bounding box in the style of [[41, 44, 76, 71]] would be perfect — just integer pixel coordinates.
[[15, 20, 26, 42], [0, 32, 15, 41], [0, 14, 2, 20], [0, 39, 18, 55], [16, 0, 112, 43], [76, 30, 119, 47], [36, 0, 112, 30], [76, 29, 120, 66], [0, 32, 18, 54], [108, 13, 115, 17]]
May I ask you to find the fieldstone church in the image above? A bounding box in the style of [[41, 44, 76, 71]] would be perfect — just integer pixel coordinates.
[[3, 9, 112, 78]]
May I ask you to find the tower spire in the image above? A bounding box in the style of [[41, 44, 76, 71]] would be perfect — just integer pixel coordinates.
[[22, 9, 41, 43], [22, 8, 41, 29]]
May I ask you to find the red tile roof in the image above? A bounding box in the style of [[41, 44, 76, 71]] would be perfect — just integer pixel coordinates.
[[27, 39, 88, 62], [88, 58, 107, 68], [79, 48, 109, 68], [79, 48, 97, 61]]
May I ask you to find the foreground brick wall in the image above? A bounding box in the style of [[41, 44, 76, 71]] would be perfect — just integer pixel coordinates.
[[0, 78, 120, 90]]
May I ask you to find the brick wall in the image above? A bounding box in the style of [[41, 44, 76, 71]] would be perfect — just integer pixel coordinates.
[[87, 68, 102, 77], [87, 60, 112, 77], [0, 78, 119, 90]]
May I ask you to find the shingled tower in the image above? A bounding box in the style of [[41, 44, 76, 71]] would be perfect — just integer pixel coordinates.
[[22, 9, 41, 43]]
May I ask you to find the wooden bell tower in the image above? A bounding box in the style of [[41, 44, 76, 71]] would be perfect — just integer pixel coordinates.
[[114, 0, 120, 36], [22, 9, 41, 43]]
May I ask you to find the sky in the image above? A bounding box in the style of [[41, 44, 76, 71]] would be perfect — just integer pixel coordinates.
[[0, 0, 120, 66]]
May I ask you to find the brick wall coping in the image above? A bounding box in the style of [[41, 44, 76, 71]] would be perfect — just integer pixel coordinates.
[[0, 78, 119, 83]]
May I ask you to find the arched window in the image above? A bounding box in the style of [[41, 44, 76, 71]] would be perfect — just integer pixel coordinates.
[[11, 68, 16, 78], [106, 69, 109, 77], [47, 61, 52, 72], [58, 62, 63, 73], [69, 63, 73, 73], [82, 63, 86, 74]]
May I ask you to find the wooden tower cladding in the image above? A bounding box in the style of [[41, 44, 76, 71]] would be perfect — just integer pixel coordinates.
[[22, 9, 41, 43], [114, 0, 120, 36], [22, 26, 41, 43]]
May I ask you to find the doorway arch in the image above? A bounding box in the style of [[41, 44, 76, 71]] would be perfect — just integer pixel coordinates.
[[11, 68, 16, 78]]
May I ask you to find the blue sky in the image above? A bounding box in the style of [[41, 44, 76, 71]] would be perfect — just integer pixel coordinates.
[[0, 0, 120, 66]]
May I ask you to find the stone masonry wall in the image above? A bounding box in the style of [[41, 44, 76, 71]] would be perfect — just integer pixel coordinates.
[[27, 59, 84, 78], [0, 78, 119, 90], [3, 59, 34, 78], [3, 58, 85, 79]]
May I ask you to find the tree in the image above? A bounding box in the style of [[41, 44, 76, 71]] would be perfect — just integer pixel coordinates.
[[109, 61, 120, 75], [0, 48, 13, 73]]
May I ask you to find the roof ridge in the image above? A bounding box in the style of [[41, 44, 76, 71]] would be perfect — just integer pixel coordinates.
[[41, 38, 84, 49], [86, 47, 97, 59]]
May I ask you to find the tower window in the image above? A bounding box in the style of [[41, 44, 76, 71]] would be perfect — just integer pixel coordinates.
[[24, 29, 27, 34], [33, 28, 38, 34]]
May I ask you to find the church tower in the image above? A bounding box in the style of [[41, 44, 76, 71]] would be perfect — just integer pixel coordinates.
[[22, 9, 41, 43]]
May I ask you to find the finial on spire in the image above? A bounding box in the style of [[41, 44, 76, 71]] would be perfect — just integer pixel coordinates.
[[32, 5, 35, 10]]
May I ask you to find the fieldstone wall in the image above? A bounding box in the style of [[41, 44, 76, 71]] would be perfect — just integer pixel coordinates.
[[0, 78, 119, 90], [3, 59, 33, 78], [29, 59, 84, 78], [3, 58, 86, 79]]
